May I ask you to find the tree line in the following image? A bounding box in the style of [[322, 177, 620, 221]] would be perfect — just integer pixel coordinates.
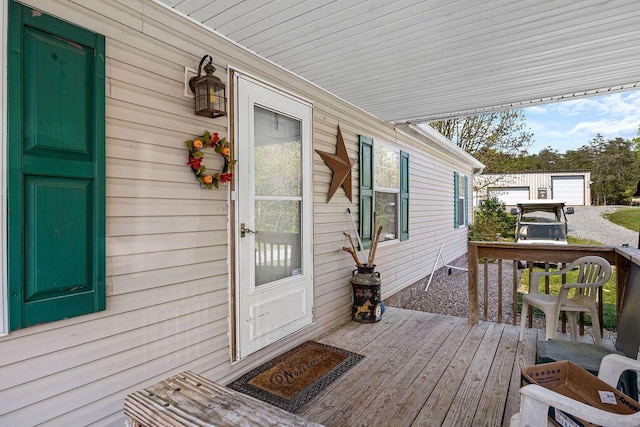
[[430, 111, 640, 205]]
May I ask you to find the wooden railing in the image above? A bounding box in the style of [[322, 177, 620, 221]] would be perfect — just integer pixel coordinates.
[[467, 242, 640, 333]]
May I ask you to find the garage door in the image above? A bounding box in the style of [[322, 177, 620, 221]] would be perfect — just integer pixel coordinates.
[[488, 187, 530, 205], [552, 176, 584, 205]]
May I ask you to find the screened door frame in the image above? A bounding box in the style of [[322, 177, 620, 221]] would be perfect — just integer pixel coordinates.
[[228, 67, 314, 361]]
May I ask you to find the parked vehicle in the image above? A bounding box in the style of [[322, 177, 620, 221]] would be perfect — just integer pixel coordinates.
[[510, 200, 574, 245]]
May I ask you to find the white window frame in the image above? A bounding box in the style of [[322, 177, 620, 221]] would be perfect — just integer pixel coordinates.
[[458, 174, 466, 227], [373, 141, 401, 243], [454, 172, 469, 229]]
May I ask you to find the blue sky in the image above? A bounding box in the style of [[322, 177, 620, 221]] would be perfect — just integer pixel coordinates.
[[522, 90, 640, 154]]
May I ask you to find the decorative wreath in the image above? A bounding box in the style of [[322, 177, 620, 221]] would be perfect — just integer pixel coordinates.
[[185, 130, 237, 189]]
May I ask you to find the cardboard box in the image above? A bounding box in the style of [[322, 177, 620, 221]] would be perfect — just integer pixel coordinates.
[[521, 360, 640, 427]]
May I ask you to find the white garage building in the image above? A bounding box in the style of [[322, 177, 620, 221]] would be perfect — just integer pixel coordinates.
[[475, 171, 591, 206]]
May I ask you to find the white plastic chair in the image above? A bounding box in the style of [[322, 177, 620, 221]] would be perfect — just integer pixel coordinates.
[[510, 354, 640, 427], [518, 256, 612, 344]]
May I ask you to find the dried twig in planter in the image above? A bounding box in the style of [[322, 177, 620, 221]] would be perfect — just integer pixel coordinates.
[[367, 213, 377, 267], [342, 246, 363, 267], [368, 225, 383, 266], [343, 232, 361, 264]]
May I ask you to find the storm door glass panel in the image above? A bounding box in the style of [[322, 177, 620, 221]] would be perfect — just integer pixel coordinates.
[[254, 106, 302, 286]]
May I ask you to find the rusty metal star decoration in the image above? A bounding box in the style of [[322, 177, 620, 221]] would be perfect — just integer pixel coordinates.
[[315, 125, 354, 202]]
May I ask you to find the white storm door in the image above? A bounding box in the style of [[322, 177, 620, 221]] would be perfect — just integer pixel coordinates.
[[236, 75, 313, 359]]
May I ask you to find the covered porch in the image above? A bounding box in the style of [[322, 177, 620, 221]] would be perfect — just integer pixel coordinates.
[[123, 242, 636, 426]]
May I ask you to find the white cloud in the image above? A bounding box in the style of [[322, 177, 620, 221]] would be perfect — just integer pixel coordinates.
[[525, 105, 549, 115], [569, 116, 640, 139], [527, 117, 572, 140], [566, 92, 640, 140], [545, 91, 640, 119], [525, 90, 640, 152]]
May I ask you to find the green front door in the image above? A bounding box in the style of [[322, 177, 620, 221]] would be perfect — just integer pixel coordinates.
[[7, 1, 105, 330]]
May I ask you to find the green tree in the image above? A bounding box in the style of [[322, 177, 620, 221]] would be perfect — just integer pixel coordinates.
[[520, 147, 563, 171], [469, 197, 516, 241], [589, 135, 638, 205], [254, 141, 301, 233], [429, 110, 533, 172], [561, 146, 595, 171]]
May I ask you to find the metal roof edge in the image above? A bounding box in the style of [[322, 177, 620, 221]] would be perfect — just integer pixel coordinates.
[[396, 124, 485, 171], [480, 170, 591, 175], [394, 83, 640, 123]]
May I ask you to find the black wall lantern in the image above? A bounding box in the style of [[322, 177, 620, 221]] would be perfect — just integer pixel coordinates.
[[189, 55, 227, 118]]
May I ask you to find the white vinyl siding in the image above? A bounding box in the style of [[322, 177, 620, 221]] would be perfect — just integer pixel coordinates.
[[0, 0, 479, 424]]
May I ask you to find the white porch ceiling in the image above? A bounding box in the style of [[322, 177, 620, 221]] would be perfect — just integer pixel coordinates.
[[158, 0, 640, 123]]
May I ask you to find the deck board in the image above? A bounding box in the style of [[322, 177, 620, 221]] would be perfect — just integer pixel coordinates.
[[350, 316, 464, 426], [439, 322, 505, 427], [300, 312, 432, 424], [122, 306, 611, 426], [320, 314, 443, 426], [503, 327, 538, 426], [382, 318, 473, 426], [298, 306, 606, 427], [473, 325, 520, 427], [412, 321, 490, 426]]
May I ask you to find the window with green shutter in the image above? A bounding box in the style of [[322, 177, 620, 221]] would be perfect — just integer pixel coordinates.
[[359, 136, 374, 249], [454, 172, 468, 229], [399, 151, 409, 241], [359, 135, 409, 249], [7, 1, 106, 330]]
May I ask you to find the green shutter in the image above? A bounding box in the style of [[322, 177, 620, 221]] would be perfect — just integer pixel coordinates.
[[359, 136, 374, 249], [8, 1, 105, 330], [453, 172, 459, 229], [464, 175, 469, 226], [400, 151, 409, 241]]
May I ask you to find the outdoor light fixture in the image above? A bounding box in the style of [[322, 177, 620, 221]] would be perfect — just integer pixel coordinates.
[[189, 55, 226, 118]]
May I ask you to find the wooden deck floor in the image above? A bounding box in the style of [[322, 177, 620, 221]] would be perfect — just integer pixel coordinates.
[[298, 307, 591, 427]]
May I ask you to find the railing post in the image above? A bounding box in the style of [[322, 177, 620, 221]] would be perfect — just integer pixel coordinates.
[[615, 251, 629, 324], [512, 260, 518, 326], [468, 242, 479, 324]]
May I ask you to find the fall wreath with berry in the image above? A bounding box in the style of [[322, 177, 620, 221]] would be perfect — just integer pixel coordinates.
[[186, 130, 237, 189]]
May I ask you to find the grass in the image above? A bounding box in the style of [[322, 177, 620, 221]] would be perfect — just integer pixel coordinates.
[[567, 236, 602, 245], [517, 266, 617, 331], [604, 208, 640, 232]]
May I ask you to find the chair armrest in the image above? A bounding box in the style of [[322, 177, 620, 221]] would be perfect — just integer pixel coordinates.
[[598, 354, 640, 387], [530, 265, 584, 292], [513, 384, 638, 427], [529, 270, 565, 294]]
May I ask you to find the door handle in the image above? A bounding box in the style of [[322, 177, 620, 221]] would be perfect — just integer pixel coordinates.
[[241, 223, 256, 238]]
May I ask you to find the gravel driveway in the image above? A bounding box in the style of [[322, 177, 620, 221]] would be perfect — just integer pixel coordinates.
[[568, 205, 639, 247]]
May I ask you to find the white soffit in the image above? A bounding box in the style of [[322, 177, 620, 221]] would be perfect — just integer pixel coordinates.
[[159, 0, 640, 123]]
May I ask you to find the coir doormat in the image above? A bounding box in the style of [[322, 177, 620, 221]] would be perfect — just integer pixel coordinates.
[[227, 341, 364, 412]]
